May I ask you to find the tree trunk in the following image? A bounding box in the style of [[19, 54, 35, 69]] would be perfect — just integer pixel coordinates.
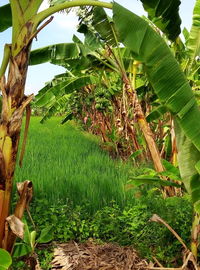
[[0, 48, 32, 249], [124, 78, 175, 196], [191, 211, 200, 259], [134, 94, 164, 172]]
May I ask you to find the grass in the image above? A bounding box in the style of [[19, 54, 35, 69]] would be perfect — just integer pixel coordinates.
[[14, 117, 136, 212]]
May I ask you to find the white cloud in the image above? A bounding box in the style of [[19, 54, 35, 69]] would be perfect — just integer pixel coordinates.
[[54, 11, 79, 31], [39, 0, 79, 31]]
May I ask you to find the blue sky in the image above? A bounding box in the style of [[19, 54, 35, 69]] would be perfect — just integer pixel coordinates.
[[0, 0, 196, 95]]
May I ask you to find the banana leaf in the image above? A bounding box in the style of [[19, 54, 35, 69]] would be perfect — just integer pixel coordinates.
[[139, 0, 181, 41], [29, 43, 80, 65], [113, 3, 200, 151], [35, 75, 98, 107], [127, 176, 182, 188], [92, 6, 118, 46], [0, 4, 12, 32], [146, 105, 168, 122], [187, 0, 200, 62]]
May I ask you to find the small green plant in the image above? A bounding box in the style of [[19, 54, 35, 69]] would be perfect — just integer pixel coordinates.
[[127, 160, 182, 189], [12, 219, 53, 269]]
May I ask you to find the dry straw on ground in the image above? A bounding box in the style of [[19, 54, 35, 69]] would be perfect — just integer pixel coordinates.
[[51, 240, 148, 270]]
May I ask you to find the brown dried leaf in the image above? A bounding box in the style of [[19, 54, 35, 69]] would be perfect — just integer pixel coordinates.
[[16, 182, 25, 195], [6, 215, 24, 239], [149, 214, 162, 223], [51, 240, 148, 270], [16, 180, 33, 203]]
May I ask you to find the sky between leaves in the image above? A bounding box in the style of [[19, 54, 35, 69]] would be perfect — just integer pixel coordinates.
[[0, 0, 196, 95]]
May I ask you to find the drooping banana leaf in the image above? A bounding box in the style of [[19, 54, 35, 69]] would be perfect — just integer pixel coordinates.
[[84, 29, 102, 51], [187, 0, 200, 63], [0, 4, 12, 32], [29, 43, 80, 66], [35, 73, 99, 123], [113, 3, 200, 208], [61, 112, 73, 124], [127, 176, 182, 188], [40, 94, 70, 124], [183, 27, 189, 43], [174, 119, 200, 193], [35, 75, 98, 107], [92, 6, 118, 46], [146, 105, 168, 122], [139, 0, 181, 41]]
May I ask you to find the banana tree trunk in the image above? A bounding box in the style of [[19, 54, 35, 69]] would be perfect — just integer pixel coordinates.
[[124, 79, 175, 196], [133, 93, 164, 172], [0, 48, 32, 249], [191, 211, 200, 259]]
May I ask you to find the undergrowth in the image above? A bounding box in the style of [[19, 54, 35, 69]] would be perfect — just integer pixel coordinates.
[[25, 191, 192, 268]]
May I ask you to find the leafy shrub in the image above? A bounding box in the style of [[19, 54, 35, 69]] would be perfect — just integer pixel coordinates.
[[27, 191, 192, 266]]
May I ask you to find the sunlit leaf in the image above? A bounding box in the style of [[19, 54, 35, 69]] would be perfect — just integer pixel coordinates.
[[0, 249, 12, 269]]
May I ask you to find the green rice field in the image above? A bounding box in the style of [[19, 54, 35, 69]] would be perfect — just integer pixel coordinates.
[[14, 117, 134, 211]]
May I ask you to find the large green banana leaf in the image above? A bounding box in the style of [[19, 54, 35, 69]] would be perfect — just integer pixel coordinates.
[[39, 94, 71, 124], [92, 6, 118, 47], [36, 75, 98, 106], [139, 0, 181, 41], [187, 0, 200, 62], [113, 2, 200, 209], [0, 4, 12, 32], [29, 40, 100, 71], [35, 74, 98, 122], [175, 119, 200, 194], [29, 43, 80, 66]]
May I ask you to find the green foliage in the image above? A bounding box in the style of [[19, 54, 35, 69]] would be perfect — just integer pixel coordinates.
[[139, 0, 181, 41], [28, 193, 192, 266], [13, 220, 54, 259], [127, 161, 182, 190], [0, 249, 12, 270], [29, 43, 80, 66], [92, 6, 117, 46], [12, 220, 54, 269], [0, 4, 12, 32], [187, 0, 200, 63], [146, 105, 168, 122]]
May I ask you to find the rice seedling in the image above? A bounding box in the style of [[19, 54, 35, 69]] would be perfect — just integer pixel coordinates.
[[14, 117, 135, 212]]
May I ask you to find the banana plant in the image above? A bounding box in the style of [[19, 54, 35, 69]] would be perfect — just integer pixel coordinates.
[[31, 7, 171, 178], [112, 2, 200, 259], [0, 0, 112, 254]]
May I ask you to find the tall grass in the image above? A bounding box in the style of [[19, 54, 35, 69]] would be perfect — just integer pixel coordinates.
[[14, 117, 135, 212]]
